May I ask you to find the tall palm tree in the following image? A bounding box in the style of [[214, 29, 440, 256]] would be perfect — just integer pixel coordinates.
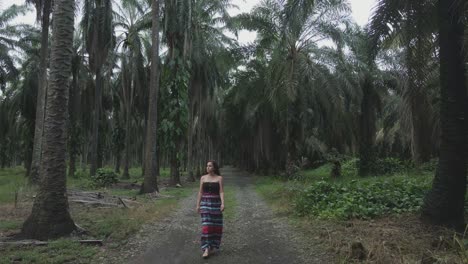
[[68, 31, 86, 178], [0, 4, 29, 91], [369, 0, 438, 166], [141, 0, 161, 194], [421, 0, 466, 230], [81, 0, 115, 176], [161, 0, 192, 185], [9, 27, 42, 176], [0, 5, 33, 168], [22, 0, 76, 239], [27, 0, 53, 184], [114, 0, 150, 179], [186, 0, 237, 181], [231, 0, 351, 173]]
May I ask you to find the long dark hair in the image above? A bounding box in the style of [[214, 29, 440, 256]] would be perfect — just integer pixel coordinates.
[[207, 160, 221, 175]]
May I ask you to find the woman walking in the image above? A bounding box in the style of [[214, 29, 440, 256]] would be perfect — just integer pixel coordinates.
[[196, 160, 224, 258]]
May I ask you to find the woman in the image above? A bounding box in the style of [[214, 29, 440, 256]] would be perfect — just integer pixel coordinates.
[[196, 160, 224, 258]]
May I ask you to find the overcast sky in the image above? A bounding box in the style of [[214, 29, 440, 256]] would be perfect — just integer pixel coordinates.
[[1, 0, 377, 44]]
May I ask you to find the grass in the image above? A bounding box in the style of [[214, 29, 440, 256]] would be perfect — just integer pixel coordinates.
[[223, 185, 237, 220], [0, 220, 22, 231], [0, 239, 99, 264], [72, 183, 197, 242], [67, 166, 172, 190], [0, 166, 34, 204], [254, 163, 464, 263], [0, 166, 198, 263]]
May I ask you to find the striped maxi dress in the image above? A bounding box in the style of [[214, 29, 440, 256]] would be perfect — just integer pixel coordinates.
[[200, 181, 223, 251]]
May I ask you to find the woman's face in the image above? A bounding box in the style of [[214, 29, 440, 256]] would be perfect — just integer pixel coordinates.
[[206, 162, 214, 173]]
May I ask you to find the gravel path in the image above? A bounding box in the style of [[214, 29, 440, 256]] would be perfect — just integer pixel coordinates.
[[103, 167, 330, 264]]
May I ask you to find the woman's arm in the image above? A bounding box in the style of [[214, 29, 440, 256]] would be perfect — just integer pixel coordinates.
[[196, 176, 204, 213], [219, 176, 225, 212]]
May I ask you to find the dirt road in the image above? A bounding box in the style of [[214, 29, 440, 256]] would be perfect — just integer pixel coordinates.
[[105, 167, 330, 264]]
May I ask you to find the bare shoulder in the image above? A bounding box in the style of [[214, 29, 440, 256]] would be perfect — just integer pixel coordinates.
[[218, 175, 223, 181], [200, 175, 207, 182]]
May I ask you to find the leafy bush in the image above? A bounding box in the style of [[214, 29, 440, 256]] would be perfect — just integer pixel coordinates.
[[92, 168, 118, 188], [294, 177, 431, 219], [342, 158, 359, 178], [73, 169, 88, 179], [370, 157, 408, 175], [420, 158, 438, 172], [341, 157, 409, 177]]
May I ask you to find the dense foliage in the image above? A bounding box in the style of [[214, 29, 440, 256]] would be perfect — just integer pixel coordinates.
[[295, 176, 431, 219]]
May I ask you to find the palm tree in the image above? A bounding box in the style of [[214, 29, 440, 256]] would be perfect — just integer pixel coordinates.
[[369, 0, 438, 166], [68, 31, 86, 178], [27, 0, 53, 184], [22, 0, 76, 239], [141, 0, 161, 194], [0, 4, 29, 91], [81, 0, 115, 176], [0, 5, 33, 168], [9, 28, 42, 176], [185, 0, 238, 181], [421, 0, 466, 230], [231, 0, 351, 173], [114, 0, 150, 179], [161, 0, 192, 185]]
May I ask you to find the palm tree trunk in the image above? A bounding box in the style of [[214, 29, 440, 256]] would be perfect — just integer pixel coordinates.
[[141, 0, 161, 194], [90, 66, 102, 176], [421, 0, 466, 230], [29, 0, 51, 184], [358, 76, 376, 176], [115, 147, 121, 173], [409, 95, 432, 165], [22, 0, 76, 239], [170, 151, 180, 185], [122, 105, 131, 179], [405, 6, 433, 166], [186, 95, 195, 182], [69, 53, 82, 178]]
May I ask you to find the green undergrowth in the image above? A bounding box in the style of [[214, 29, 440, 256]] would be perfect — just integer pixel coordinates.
[[73, 183, 197, 242], [68, 166, 171, 190], [0, 167, 34, 204], [0, 166, 172, 199], [253, 161, 466, 263], [294, 176, 431, 219], [256, 160, 434, 220], [0, 165, 198, 263], [0, 184, 198, 263], [0, 220, 22, 232], [0, 239, 98, 264]]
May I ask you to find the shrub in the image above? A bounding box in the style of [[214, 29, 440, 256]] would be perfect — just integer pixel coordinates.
[[342, 157, 409, 177], [369, 157, 408, 175], [92, 168, 118, 188], [294, 177, 431, 220], [73, 169, 89, 179], [420, 158, 438, 172], [342, 158, 359, 178]]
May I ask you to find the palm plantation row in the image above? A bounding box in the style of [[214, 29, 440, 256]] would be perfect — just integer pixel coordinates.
[[0, 0, 465, 240]]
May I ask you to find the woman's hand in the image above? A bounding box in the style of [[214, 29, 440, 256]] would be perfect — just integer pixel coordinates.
[[196, 205, 200, 213], [220, 203, 224, 212]]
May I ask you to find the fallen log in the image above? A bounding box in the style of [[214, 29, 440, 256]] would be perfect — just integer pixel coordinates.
[[118, 197, 129, 208], [0, 240, 48, 247], [78, 240, 103, 246], [69, 199, 119, 207]]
